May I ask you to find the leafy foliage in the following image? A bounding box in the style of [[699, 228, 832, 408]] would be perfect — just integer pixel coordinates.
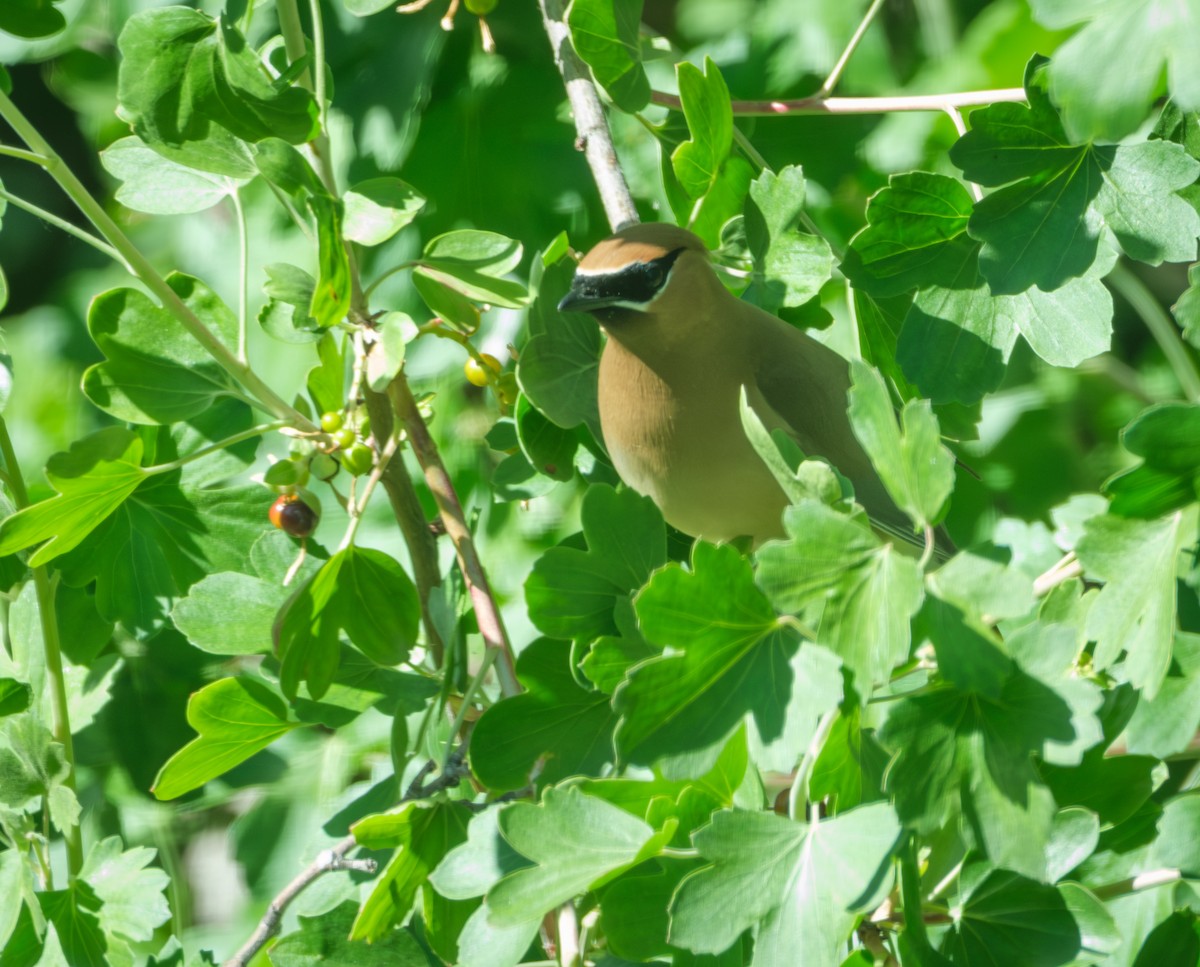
[[0, 0, 1199, 965]]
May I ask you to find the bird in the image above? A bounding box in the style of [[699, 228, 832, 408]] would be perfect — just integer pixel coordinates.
[[557, 221, 915, 547]]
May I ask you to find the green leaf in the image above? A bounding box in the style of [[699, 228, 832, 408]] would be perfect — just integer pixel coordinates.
[[1077, 510, 1191, 699], [600, 859, 697, 962], [412, 273, 482, 332], [342, 177, 426, 247], [206, 17, 320, 144], [275, 545, 420, 700], [756, 500, 923, 699], [307, 195, 353, 330], [0, 428, 147, 567], [567, 0, 649, 113], [880, 656, 1079, 880], [616, 541, 843, 772], [100, 136, 246, 215], [486, 786, 657, 927], [83, 274, 239, 424], [842, 172, 977, 298], [672, 58, 735, 199], [1043, 751, 1160, 828], [171, 572, 285, 655], [524, 484, 667, 642], [940, 868, 1081, 966], [1173, 262, 1200, 351], [742, 166, 833, 314], [0, 849, 27, 953], [306, 332, 345, 417], [115, 9, 253, 178], [79, 837, 170, 943], [152, 677, 298, 799], [927, 549, 1035, 621], [271, 900, 429, 966], [50, 446, 262, 634], [893, 240, 1111, 404], [0, 679, 31, 718], [514, 395, 576, 482], [252, 138, 328, 202], [350, 801, 471, 942], [671, 58, 752, 247], [669, 803, 901, 963], [0, 0, 67, 38], [0, 715, 69, 811], [1106, 403, 1200, 517], [365, 311, 416, 391], [413, 230, 529, 310], [847, 361, 955, 528], [1131, 912, 1200, 967], [1150, 792, 1200, 877], [38, 884, 108, 967], [259, 264, 322, 343], [470, 638, 616, 792], [809, 707, 890, 813], [1124, 633, 1200, 757], [951, 62, 1200, 294], [1029, 0, 1200, 142], [429, 807, 532, 901], [517, 251, 603, 437]]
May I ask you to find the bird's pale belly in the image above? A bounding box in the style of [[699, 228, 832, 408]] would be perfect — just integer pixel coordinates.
[[600, 382, 789, 544]]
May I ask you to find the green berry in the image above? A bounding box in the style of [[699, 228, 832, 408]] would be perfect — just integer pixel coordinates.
[[341, 443, 374, 476], [320, 411, 344, 433], [332, 427, 357, 450]]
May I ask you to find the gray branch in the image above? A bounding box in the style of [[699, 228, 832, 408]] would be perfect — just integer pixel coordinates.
[[538, 0, 639, 232]]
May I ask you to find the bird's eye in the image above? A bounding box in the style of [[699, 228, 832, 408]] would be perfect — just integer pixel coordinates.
[[645, 264, 666, 288]]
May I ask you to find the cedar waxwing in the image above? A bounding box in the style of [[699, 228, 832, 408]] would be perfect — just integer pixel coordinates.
[[557, 222, 913, 546]]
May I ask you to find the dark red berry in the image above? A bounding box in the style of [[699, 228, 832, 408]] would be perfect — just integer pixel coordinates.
[[269, 494, 318, 538]]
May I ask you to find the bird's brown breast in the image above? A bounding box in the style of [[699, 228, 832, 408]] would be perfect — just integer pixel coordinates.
[[598, 335, 790, 543]]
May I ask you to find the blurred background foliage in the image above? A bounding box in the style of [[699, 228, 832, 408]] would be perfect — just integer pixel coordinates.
[[0, 0, 1190, 953]]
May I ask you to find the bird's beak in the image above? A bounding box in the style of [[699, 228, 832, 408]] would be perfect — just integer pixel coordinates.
[[557, 282, 622, 314]]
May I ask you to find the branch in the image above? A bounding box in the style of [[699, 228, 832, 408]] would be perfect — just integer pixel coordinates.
[[650, 87, 1028, 117], [362, 384, 447, 664], [1033, 551, 1084, 597], [537, 0, 639, 231], [390, 378, 521, 698], [222, 752, 473, 967]]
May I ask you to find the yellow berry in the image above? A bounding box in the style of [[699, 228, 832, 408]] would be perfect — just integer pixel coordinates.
[[464, 353, 502, 387]]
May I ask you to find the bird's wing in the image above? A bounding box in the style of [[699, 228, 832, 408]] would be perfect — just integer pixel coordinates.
[[747, 314, 924, 546]]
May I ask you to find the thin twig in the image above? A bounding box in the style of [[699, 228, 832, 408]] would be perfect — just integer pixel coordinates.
[[390, 377, 521, 698], [0, 186, 125, 265], [222, 839, 375, 967], [223, 752, 473, 967], [819, 0, 886, 98], [538, 0, 639, 231], [943, 107, 983, 201], [1091, 868, 1181, 901], [651, 87, 1028, 116], [1033, 551, 1083, 597]]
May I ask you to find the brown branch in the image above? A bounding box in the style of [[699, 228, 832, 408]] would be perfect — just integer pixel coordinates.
[[363, 383, 446, 665], [390, 377, 521, 698], [650, 87, 1028, 117], [538, 0, 639, 232]]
